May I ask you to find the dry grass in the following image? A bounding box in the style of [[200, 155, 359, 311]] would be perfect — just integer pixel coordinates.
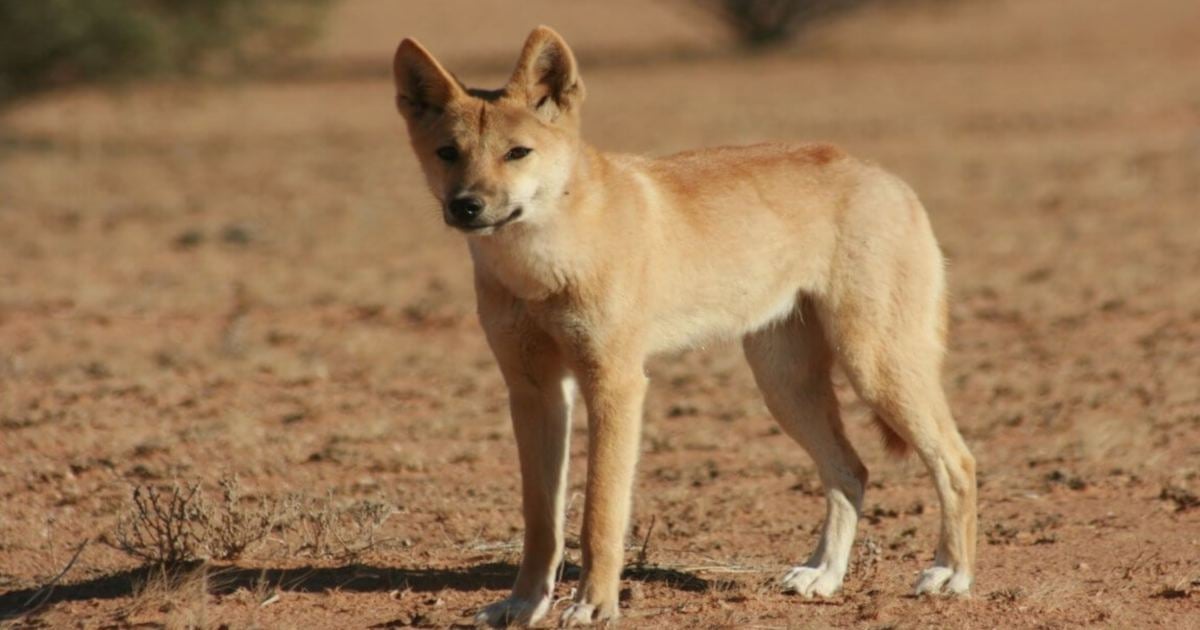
[[100, 476, 394, 570], [283, 492, 395, 560]]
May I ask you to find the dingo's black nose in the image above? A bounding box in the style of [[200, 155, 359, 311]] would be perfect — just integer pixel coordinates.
[[448, 196, 484, 223]]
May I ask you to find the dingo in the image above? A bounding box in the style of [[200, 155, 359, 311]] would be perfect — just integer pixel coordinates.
[[392, 26, 977, 627]]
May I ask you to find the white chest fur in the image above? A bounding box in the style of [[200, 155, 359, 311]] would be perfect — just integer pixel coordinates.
[[468, 228, 574, 302]]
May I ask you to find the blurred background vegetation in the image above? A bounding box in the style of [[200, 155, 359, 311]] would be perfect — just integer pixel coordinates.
[[0, 0, 912, 106], [705, 0, 870, 48], [0, 0, 333, 105]]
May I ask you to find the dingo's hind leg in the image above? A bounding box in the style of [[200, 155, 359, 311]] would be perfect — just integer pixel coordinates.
[[845, 357, 975, 595], [744, 301, 867, 598], [821, 237, 977, 596]]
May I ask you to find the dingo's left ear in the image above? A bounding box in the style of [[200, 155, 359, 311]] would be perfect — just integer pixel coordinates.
[[393, 38, 464, 121], [508, 26, 585, 122]]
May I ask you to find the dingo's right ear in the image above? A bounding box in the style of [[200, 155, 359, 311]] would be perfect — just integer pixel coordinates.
[[508, 26, 585, 122], [393, 39, 463, 120]]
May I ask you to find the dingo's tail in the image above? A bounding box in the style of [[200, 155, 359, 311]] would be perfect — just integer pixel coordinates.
[[874, 414, 910, 456]]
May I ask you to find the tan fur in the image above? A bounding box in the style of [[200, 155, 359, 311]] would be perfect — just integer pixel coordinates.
[[393, 27, 977, 627]]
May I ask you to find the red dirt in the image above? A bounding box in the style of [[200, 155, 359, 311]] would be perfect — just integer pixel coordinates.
[[2, 0, 1198, 627]]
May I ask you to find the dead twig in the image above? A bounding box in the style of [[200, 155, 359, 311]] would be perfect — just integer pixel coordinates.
[[635, 515, 657, 568], [19, 538, 90, 614]]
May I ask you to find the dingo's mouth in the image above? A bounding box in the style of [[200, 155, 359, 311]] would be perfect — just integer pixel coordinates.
[[459, 207, 523, 233]]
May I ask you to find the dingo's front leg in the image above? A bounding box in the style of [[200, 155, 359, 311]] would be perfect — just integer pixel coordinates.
[[561, 362, 647, 627], [474, 311, 575, 628]]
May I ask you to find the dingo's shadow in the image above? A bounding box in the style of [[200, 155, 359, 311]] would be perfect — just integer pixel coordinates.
[[0, 561, 709, 620]]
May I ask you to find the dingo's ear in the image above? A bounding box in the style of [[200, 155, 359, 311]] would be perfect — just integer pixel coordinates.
[[393, 39, 463, 120], [508, 26, 585, 122]]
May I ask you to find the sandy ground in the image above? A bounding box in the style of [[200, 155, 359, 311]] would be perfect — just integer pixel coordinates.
[[1, 0, 1199, 627]]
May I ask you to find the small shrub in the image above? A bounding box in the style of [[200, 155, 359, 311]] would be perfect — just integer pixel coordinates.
[[108, 479, 394, 566], [108, 481, 207, 565], [284, 492, 394, 559], [199, 475, 282, 561], [107, 476, 287, 565]]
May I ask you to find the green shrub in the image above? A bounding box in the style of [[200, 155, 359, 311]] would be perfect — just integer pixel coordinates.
[[0, 0, 332, 104]]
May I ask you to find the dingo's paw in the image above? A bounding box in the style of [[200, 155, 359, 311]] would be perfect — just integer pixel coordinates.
[[558, 599, 617, 627], [781, 565, 845, 598], [474, 595, 551, 628], [913, 566, 972, 596]]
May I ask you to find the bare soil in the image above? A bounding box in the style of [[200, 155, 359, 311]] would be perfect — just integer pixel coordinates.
[[2, 0, 1199, 627]]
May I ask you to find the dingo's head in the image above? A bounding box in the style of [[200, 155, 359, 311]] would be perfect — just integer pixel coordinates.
[[393, 26, 585, 235]]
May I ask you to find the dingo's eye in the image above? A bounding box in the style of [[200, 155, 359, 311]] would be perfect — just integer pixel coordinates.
[[504, 147, 532, 161], [435, 146, 459, 163]]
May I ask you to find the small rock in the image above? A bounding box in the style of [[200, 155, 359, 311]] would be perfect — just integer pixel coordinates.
[[174, 229, 204, 248], [221, 223, 253, 245]]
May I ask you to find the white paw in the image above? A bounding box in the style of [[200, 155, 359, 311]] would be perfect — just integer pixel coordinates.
[[558, 600, 616, 627], [781, 565, 845, 598], [474, 595, 551, 627], [913, 566, 972, 596]]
